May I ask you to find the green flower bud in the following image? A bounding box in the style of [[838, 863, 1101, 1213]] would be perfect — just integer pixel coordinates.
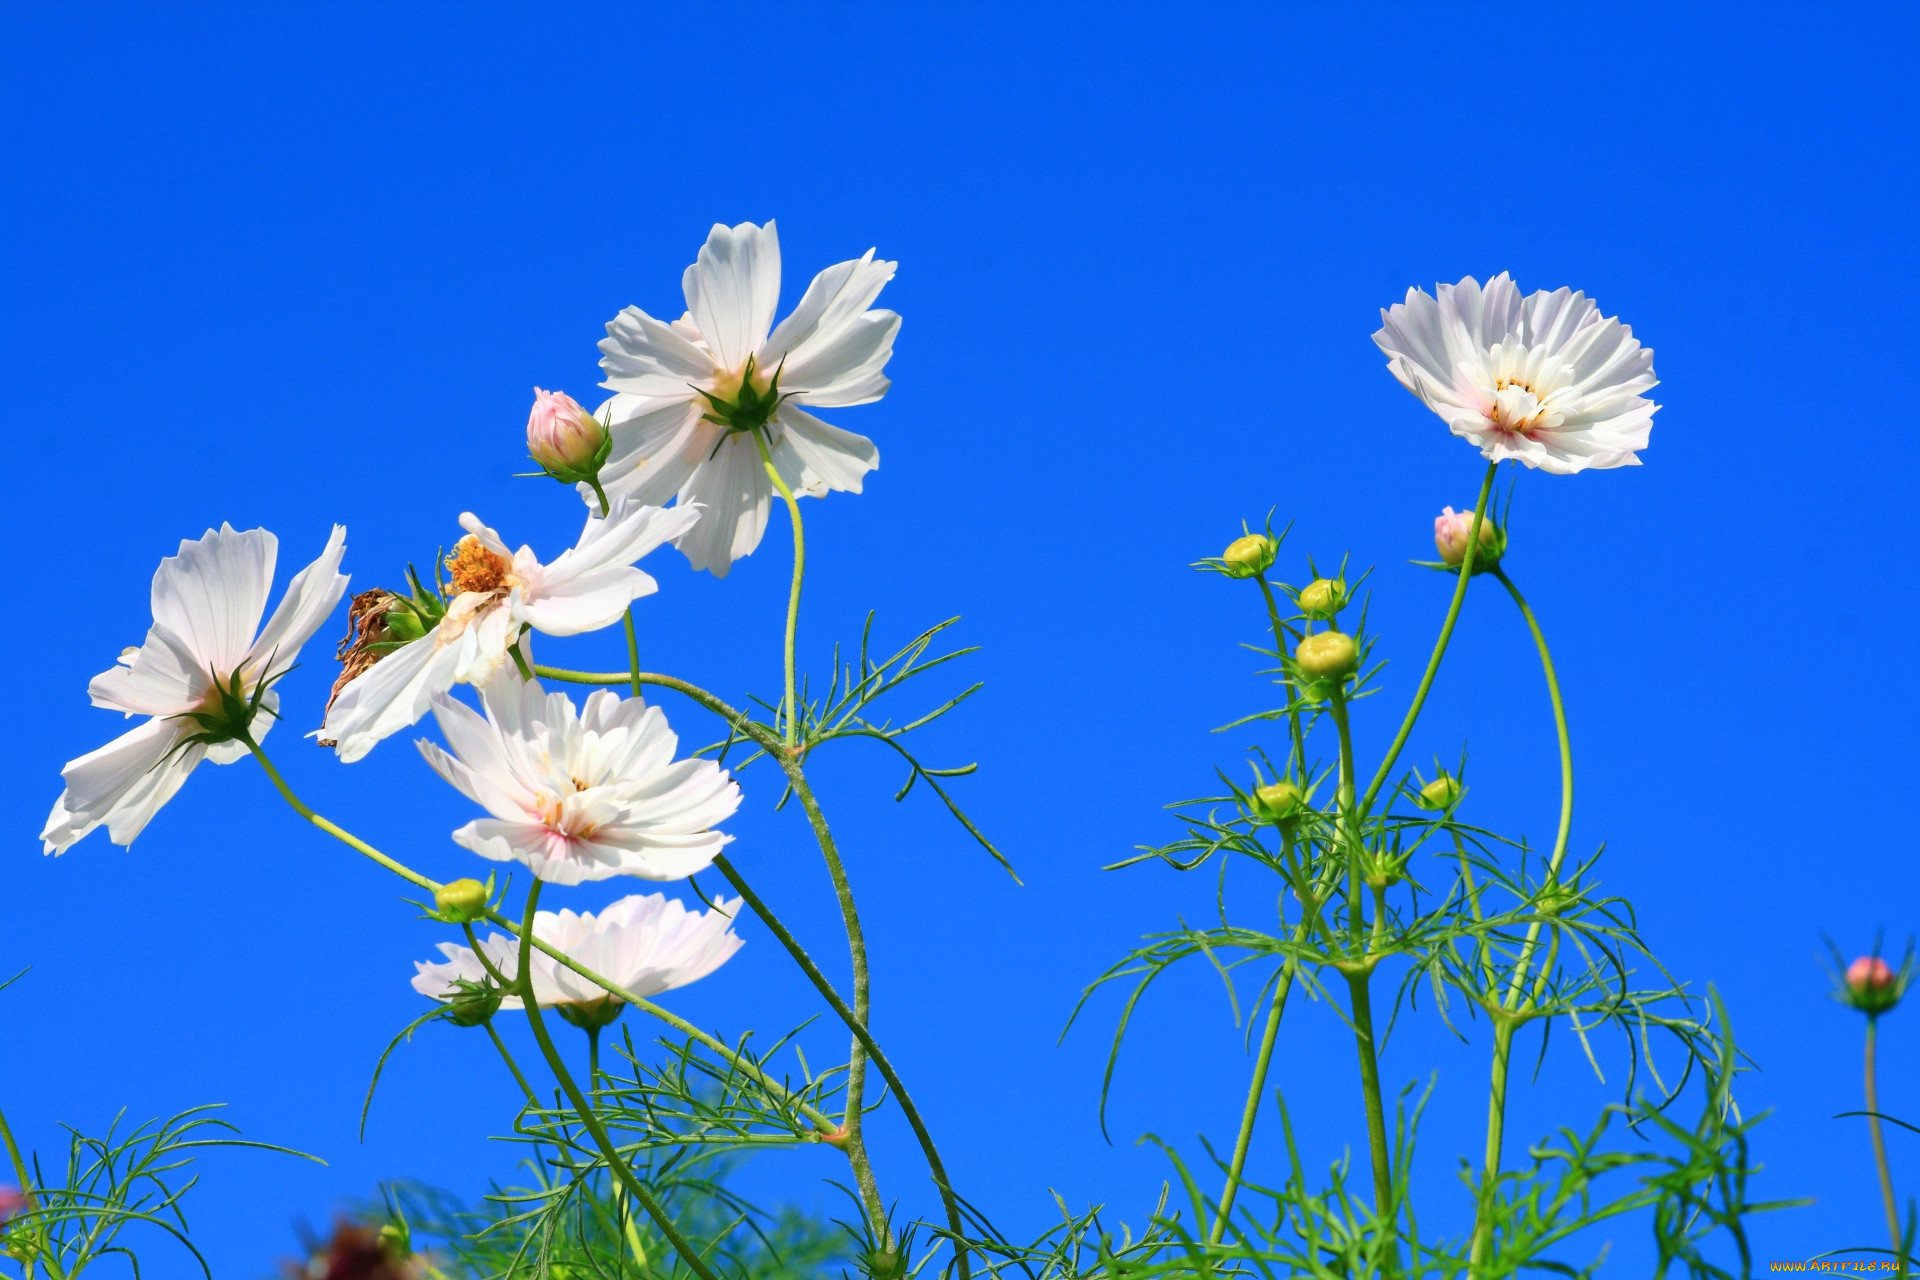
[[1294, 630, 1359, 680], [1297, 578, 1345, 619], [1415, 775, 1465, 811], [1220, 534, 1276, 579], [1251, 780, 1302, 824], [443, 979, 503, 1028], [865, 1249, 909, 1280], [434, 878, 490, 924]]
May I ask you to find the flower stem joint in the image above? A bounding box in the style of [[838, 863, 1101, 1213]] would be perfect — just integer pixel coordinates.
[[1220, 533, 1277, 579], [1434, 506, 1506, 573]]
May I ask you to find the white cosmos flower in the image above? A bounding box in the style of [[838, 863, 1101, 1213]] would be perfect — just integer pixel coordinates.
[[417, 676, 740, 885], [41, 524, 349, 853], [595, 219, 898, 577], [321, 498, 698, 762], [1373, 273, 1658, 474], [411, 892, 745, 1014]]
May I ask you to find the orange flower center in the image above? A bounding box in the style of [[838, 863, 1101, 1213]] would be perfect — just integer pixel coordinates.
[[446, 537, 511, 595]]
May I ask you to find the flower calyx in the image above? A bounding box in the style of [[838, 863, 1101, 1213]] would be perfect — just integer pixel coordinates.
[[169, 664, 280, 758], [441, 976, 504, 1028], [1531, 880, 1582, 919], [1841, 954, 1908, 1017], [555, 996, 627, 1031], [526, 388, 612, 488], [1219, 533, 1277, 579], [1296, 577, 1347, 620], [694, 354, 795, 444], [1414, 773, 1466, 812], [1250, 779, 1303, 826], [864, 1248, 910, 1280], [428, 875, 494, 925]]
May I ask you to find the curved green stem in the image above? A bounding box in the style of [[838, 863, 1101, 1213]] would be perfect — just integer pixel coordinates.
[[1491, 567, 1573, 873], [243, 739, 437, 893], [512, 884, 724, 1280], [751, 428, 804, 746], [1360, 460, 1499, 814], [1868, 1018, 1903, 1264]]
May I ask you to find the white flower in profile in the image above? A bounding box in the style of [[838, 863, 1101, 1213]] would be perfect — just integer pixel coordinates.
[[320, 498, 697, 762], [417, 676, 740, 885], [41, 524, 349, 853], [595, 219, 899, 577], [412, 892, 745, 1024], [1373, 273, 1658, 474]]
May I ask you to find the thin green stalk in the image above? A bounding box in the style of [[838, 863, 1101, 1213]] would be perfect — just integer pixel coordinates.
[[623, 611, 643, 699], [512, 883, 724, 1280], [244, 739, 437, 893], [1491, 567, 1573, 873], [1327, 684, 1364, 948], [1868, 1017, 1903, 1264], [483, 1022, 541, 1110], [750, 428, 804, 746], [1359, 460, 1499, 814], [1469, 1017, 1516, 1268], [1253, 571, 1308, 771], [1211, 964, 1296, 1240], [1345, 971, 1396, 1225]]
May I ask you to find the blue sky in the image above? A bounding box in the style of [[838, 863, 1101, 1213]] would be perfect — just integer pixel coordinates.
[[3, 3, 1917, 1275]]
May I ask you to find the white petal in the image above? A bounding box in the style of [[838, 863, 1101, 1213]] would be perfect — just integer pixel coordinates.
[[674, 435, 770, 578], [518, 499, 700, 636], [682, 220, 781, 373], [773, 405, 879, 496], [591, 398, 709, 510], [148, 525, 278, 676], [42, 716, 199, 853], [322, 631, 469, 762], [599, 307, 715, 398], [248, 525, 349, 676]]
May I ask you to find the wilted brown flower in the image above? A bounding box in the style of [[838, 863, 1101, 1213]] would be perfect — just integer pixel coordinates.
[[318, 590, 402, 744]]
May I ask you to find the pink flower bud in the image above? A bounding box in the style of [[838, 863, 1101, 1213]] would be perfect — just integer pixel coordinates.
[[526, 388, 608, 478], [1434, 506, 1504, 568], [1849, 956, 1895, 997], [0, 1185, 27, 1222]]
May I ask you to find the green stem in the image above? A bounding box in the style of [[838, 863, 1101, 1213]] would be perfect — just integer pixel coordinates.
[[244, 739, 436, 892], [1491, 567, 1573, 874], [1253, 571, 1308, 772], [751, 428, 804, 746], [1868, 1018, 1903, 1264], [1211, 964, 1296, 1240], [483, 1021, 541, 1110], [1359, 460, 1499, 814], [513, 884, 724, 1280], [1345, 970, 1395, 1226], [623, 611, 643, 699], [1469, 1017, 1516, 1267], [1327, 684, 1364, 948]]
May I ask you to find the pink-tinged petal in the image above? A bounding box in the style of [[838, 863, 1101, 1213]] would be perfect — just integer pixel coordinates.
[[682, 220, 781, 373]]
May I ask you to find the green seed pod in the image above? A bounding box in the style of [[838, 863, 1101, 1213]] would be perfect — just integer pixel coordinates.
[[1220, 534, 1276, 579], [434, 878, 490, 924], [1294, 630, 1359, 680]]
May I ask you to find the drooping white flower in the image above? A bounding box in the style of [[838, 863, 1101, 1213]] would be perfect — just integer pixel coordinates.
[[1373, 273, 1658, 474], [417, 676, 740, 885], [42, 524, 349, 853], [595, 220, 898, 577], [320, 498, 697, 762], [411, 892, 745, 1020]]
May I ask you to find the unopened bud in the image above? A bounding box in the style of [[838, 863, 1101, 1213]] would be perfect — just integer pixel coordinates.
[[556, 997, 627, 1031], [1434, 506, 1504, 570], [1846, 956, 1901, 1014], [865, 1249, 909, 1280], [1297, 578, 1345, 619], [527, 388, 610, 481], [1415, 775, 1465, 811], [434, 878, 490, 923], [1252, 780, 1301, 824], [1295, 630, 1359, 680], [445, 987, 503, 1028], [1221, 534, 1276, 579]]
